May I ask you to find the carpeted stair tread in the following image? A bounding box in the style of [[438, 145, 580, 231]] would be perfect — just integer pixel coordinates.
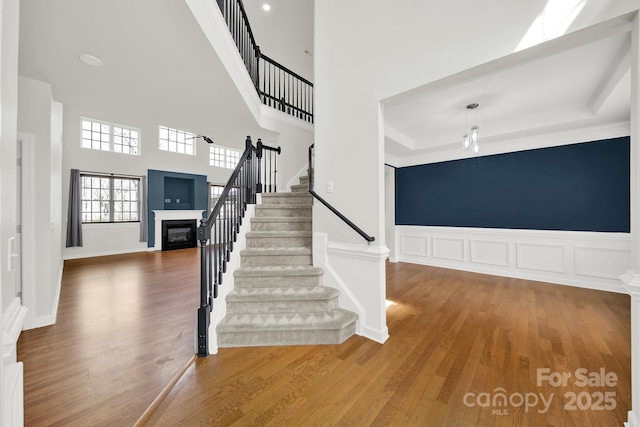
[[256, 204, 313, 209], [241, 246, 312, 255], [226, 286, 339, 301], [217, 178, 357, 348], [235, 265, 323, 277], [251, 217, 311, 223], [217, 308, 357, 332], [246, 231, 312, 238], [261, 192, 312, 198]]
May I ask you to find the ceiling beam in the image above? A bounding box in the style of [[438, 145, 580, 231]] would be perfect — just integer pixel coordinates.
[[384, 124, 415, 151], [382, 11, 635, 107], [590, 37, 631, 115]]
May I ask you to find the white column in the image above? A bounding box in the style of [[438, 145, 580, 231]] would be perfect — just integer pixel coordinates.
[[621, 12, 640, 427]]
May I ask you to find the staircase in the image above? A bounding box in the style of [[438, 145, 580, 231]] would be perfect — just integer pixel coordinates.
[[216, 176, 358, 347]]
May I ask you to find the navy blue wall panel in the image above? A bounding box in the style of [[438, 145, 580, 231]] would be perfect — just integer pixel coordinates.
[[147, 169, 208, 247], [395, 137, 630, 232]]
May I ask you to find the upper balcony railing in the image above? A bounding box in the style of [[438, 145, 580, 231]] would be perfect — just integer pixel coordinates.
[[216, 0, 314, 123]]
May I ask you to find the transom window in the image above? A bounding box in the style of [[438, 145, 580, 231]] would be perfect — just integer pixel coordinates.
[[159, 126, 196, 155], [81, 118, 140, 155], [210, 146, 241, 169], [81, 174, 140, 223], [209, 184, 237, 218]]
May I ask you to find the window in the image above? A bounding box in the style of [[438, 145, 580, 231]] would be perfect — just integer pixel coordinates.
[[81, 118, 140, 155], [210, 184, 224, 207], [81, 174, 140, 223], [210, 146, 241, 169], [209, 184, 237, 219], [159, 126, 195, 155]]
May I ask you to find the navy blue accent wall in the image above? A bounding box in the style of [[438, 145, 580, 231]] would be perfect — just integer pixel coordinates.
[[395, 137, 630, 232], [147, 169, 208, 247]]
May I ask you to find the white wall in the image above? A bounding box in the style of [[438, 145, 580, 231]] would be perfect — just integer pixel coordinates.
[[1, 0, 23, 424], [313, 0, 638, 342], [60, 103, 311, 260], [17, 76, 63, 328]]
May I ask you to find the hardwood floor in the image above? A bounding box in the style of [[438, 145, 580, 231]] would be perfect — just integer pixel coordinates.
[[18, 249, 201, 426], [19, 254, 631, 426]]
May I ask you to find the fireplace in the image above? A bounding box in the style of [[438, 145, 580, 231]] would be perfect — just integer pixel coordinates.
[[162, 219, 197, 251]]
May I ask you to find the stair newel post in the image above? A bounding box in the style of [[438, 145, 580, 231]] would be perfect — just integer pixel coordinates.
[[245, 136, 253, 204], [197, 218, 211, 357], [256, 139, 263, 194]]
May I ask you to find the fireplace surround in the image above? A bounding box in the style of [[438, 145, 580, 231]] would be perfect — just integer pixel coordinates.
[[162, 219, 197, 251], [152, 210, 205, 251]]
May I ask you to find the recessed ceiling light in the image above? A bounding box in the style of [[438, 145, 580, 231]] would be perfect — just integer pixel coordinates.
[[262, 4, 271, 11], [79, 53, 102, 67]]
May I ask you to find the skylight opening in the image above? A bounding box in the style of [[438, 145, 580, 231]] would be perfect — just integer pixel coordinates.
[[516, 0, 587, 51]]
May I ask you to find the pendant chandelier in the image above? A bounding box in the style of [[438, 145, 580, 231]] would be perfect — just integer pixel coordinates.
[[463, 103, 480, 154]]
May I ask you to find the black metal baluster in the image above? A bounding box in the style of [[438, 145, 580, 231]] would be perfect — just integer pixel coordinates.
[[268, 150, 272, 193], [274, 149, 278, 192]]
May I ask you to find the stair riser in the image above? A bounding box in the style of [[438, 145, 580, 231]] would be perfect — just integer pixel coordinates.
[[234, 275, 323, 288], [261, 195, 312, 205], [250, 221, 311, 232], [299, 177, 309, 185], [247, 237, 312, 248], [227, 297, 338, 314], [240, 254, 312, 267], [255, 207, 312, 217], [290, 185, 308, 193], [218, 322, 355, 347]]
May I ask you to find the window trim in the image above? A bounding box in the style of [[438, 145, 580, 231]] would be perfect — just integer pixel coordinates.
[[80, 117, 141, 156], [210, 145, 241, 169], [80, 173, 141, 224], [158, 125, 197, 156]]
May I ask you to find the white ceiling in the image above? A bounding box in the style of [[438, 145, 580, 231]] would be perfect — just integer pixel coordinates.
[[383, 16, 632, 162], [18, 0, 287, 147], [17, 0, 632, 159]]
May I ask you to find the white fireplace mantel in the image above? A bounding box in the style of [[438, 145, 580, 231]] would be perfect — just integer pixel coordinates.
[[152, 210, 205, 251]]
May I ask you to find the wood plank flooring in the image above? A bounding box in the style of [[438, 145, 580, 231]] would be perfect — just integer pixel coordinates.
[[17, 250, 201, 426], [18, 253, 631, 426]]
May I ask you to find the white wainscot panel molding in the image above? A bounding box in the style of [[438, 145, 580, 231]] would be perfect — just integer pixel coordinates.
[[470, 240, 510, 267], [401, 236, 427, 256], [395, 226, 629, 294], [432, 237, 465, 261], [575, 247, 630, 279], [516, 242, 566, 273]]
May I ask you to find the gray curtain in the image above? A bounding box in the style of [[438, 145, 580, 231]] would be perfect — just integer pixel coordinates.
[[65, 169, 83, 247], [139, 175, 148, 242]]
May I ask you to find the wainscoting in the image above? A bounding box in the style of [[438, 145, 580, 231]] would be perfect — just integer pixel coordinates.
[[394, 226, 630, 293]]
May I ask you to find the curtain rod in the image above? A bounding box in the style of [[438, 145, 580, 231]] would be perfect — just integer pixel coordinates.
[[79, 170, 144, 179]]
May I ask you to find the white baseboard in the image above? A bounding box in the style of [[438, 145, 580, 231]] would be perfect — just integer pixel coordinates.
[[285, 163, 309, 191], [360, 325, 389, 344], [64, 247, 151, 260], [31, 259, 63, 329], [314, 233, 389, 343], [2, 297, 28, 362], [207, 203, 256, 355], [396, 226, 629, 293]]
